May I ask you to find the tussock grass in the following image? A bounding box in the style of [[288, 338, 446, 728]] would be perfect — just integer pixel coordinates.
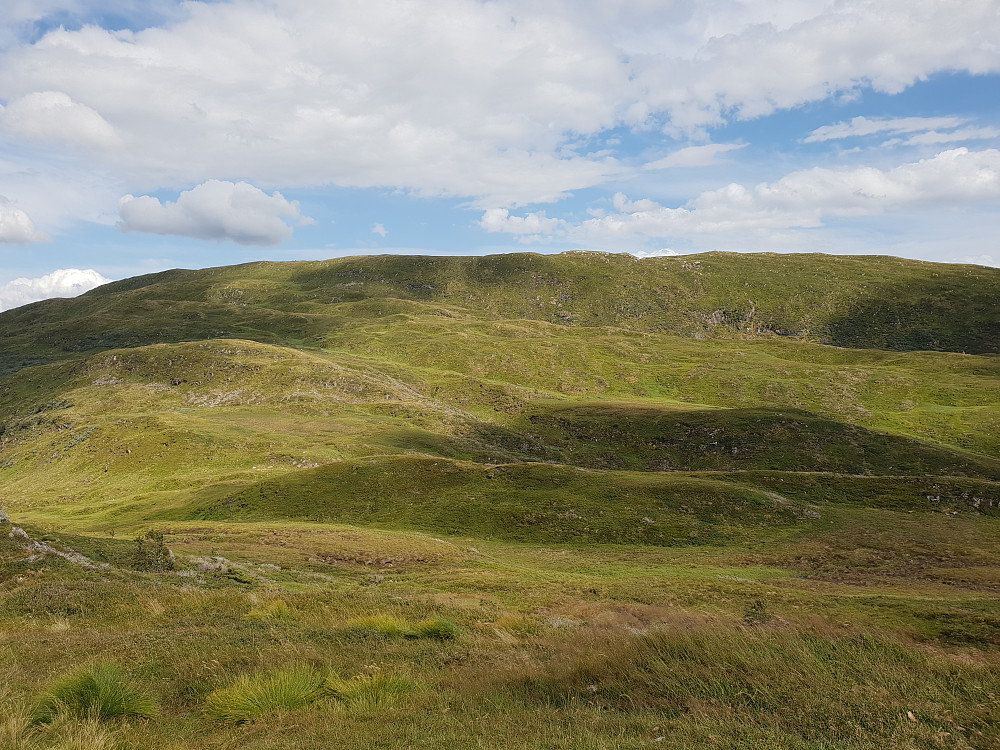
[[411, 617, 459, 639], [500, 626, 998, 744], [33, 664, 158, 724], [41, 715, 120, 750], [341, 613, 458, 639], [323, 672, 416, 709], [204, 667, 324, 724], [341, 613, 412, 637], [244, 598, 292, 623], [0, 689, 35, 750], [495, 614, 539, 636]]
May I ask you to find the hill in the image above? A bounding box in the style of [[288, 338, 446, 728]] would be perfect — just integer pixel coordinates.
[[1, 251, 998, 749]]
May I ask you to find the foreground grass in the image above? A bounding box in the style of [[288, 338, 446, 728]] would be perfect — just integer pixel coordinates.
[[33, 663, 158, 723], [1, 510, 997, 749]]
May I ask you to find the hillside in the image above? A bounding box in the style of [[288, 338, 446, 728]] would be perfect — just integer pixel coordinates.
[[2, 252, 999, 378], [1, 251, 998, 749]]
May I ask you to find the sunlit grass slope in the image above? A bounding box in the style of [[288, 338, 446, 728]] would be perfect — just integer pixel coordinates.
[[1, 251, 999, 749]]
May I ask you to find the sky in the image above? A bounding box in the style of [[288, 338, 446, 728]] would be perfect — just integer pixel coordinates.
[[1, 0, 999, 309]]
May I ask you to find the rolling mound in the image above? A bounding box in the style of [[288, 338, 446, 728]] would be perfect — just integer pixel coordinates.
[[1, 252, 998, 541]]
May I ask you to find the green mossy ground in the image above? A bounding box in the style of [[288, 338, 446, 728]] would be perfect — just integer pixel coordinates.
[[1, 252, 998, 748]]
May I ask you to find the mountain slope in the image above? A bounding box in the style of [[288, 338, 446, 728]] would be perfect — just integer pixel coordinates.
[[1, 251, 998, 542], [2, 252, 998, 378]]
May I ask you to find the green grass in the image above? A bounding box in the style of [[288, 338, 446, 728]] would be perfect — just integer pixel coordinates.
[[33, 663, 158, 724], [323, 672, 417, 709], [204, 667, 325, 724], [494, 626, 999, 746], [340, 614, 458, 640], [411, 617, 459, 639], [341, 613, 413, 637], [1, 252, 998, 748]]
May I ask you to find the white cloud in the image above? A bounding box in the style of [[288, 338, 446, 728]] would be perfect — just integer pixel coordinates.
[[634, 2, 1000, 132], [0, 197, 50, 243], [643, 143, 745, 170], [480, 208, 565, 236], [1, 0, 998, 214], [803, 116, 967, 143], [890, 127, 1000, 147], [0, 268, 110, 311], [371, 223, 387, 238], [117, 180, 309, 246], [588, 148, 1000, 240], [0, 91, 120, 150], [483, 148, 1000, 244], [630, 248, 679, 258], [962, 253, 999, 268]]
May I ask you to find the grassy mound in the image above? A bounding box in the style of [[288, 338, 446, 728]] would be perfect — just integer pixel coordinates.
[[176, 455, 808, 545], [487, 402, 1000, 476]]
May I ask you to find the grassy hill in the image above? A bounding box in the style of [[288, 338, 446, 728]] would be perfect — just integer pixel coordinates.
[[1, 251, 998, 749]]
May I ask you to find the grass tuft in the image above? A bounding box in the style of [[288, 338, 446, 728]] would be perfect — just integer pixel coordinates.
[[33, 664, 158, 724], [341, 614, 412, 638], [411, 617, 459, 640], [42, 714, 120, 750], [323, 672, 416, 710], [495, 614, 539, 637], [341, 613, 459, 639], [244, 599, 292, 623], [204, 667, 325, 724], [0, 689, 35, 750]]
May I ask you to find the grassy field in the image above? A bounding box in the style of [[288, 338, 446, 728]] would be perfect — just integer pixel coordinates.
[[1, 252, 998, 748]]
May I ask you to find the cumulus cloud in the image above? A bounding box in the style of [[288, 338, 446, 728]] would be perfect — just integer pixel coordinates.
[[0, 197, 50, 243], [583, 148, 1000, 241], [630, 248, 680, 258], [1, 0, 998, 209], [480, 208, 565, 236], [0, 268, 110, 311], [117, 180, 310, 245], [371, 223, 387, 238], [0, 91, 120, 149], [484, 148, 1000, 244]]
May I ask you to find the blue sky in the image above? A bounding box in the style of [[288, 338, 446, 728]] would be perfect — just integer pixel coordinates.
[[1, 0, 999, 309]]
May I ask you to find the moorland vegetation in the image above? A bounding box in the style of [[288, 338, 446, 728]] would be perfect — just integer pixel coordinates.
[[1, 251, 998, 748]]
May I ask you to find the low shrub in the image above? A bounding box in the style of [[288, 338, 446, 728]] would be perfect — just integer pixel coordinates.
[[743, 598, 773, 626], [130, 530, 174, 572], [33, 664, 158, 724]]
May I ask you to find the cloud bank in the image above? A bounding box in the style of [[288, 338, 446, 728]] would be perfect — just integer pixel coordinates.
[[1, 0, 998, 209], [0, 268, 110, 311], [117, 180, 310, 245], [485, 148, 1000, 244]]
